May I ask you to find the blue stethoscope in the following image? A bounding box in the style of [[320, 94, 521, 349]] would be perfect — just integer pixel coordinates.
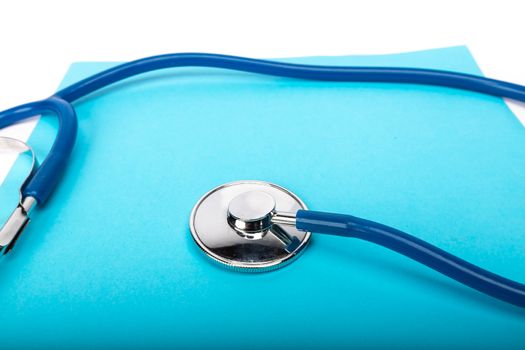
[[1, 53, 524, 308]]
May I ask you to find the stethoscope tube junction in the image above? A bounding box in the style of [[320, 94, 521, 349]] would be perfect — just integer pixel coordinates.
[[0, 53, 525, 308]]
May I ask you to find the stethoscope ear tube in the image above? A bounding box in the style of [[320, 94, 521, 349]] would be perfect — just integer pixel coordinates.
[[0, 97, 77, 205], [296, 209, 525, 308], [4, 53, 525, 210], [1, 52, 525, 307], [0, 97, 77, 253]]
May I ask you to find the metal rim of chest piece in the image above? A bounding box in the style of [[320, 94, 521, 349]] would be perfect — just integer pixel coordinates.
[[189, 180, 311, 272]]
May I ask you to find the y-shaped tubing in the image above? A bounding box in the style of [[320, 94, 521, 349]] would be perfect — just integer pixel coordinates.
[[2, 53, 525, 204], [0, 53, 524, 308], [0, 96, 77, 204]]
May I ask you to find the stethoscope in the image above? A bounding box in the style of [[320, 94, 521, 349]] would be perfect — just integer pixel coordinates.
[[1, 53, 525, 308]]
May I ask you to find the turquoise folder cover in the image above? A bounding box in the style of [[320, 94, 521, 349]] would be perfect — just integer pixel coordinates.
[[1, 46, 524, 348]]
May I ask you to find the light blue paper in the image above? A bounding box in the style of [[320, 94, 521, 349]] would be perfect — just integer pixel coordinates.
[[1, 46, 524, 348]]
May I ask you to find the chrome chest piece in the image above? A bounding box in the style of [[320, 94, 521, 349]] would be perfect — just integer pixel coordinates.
[[189, 180, 311, 271]]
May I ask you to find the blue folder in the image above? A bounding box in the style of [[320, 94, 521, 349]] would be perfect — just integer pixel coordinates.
[[1, 46, 524, 348]]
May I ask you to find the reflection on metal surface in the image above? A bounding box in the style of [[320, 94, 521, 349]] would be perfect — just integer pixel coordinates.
[[190, 180, 310, 272], [0, 136, 38, 254]]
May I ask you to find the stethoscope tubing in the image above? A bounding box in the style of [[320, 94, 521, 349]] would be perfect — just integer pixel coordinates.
[[3, 53, 525, 203], [0, 97, 77, 204], [297, 210, 525, 308], [1, 53, 524, 308]]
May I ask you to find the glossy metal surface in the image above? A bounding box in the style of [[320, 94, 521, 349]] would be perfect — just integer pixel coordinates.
[[190, 180, 310, 271], [227, 190, 276, 239], [0, 196, 36, 254], [0, 136, 38, 254], [271, 212, 297, 227]]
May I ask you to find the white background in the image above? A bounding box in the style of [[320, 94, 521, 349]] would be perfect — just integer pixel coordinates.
[[1, 0, 525, 182]]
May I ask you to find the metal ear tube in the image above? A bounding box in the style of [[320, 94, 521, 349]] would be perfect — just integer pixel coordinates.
[[0, 137, 38, 255]]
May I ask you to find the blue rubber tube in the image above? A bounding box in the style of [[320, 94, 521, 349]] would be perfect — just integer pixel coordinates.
[[1, 53, 525, 308], [0, 97, 77, 204], [56, 53, 525, 103], [296, 210, 525, 308], [2, 52, 525, 205]]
